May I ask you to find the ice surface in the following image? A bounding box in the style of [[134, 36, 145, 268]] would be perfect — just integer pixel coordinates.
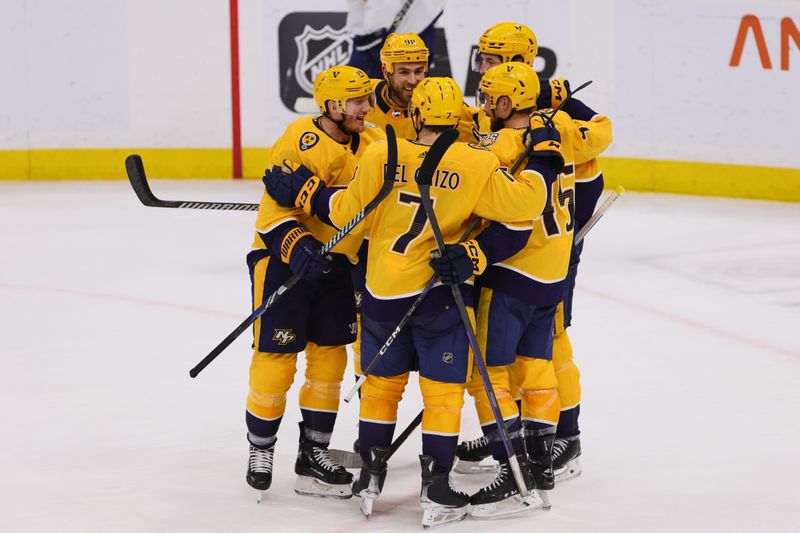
[[1, 180, 798, 532]]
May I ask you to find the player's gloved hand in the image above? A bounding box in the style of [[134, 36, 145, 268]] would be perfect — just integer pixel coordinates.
[[429, 240, 488, 285], [536, 77, 571, 110], [524, 114, 565, 173], [280, 226, 331, 280], [263, 161, 323, 216]]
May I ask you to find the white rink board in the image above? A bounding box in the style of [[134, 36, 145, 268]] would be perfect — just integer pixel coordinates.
[[1, 1, 799, 168]]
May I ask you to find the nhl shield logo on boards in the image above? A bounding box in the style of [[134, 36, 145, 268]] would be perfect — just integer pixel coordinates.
[[293, 24, 352, 95], [278, 12, 351, 112], [272, 329, 297, 346]]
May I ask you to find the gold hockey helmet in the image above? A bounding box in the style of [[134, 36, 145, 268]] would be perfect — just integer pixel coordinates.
[[380, 33, 429, 73], [312, 66, 375, 114], [409, 77, 463, 127], [473, 22, 538, 71], [478, 62, 540, 111]]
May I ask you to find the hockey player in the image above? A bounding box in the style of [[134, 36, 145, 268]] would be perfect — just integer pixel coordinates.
[[453, 62, 611, 510], [244, 65, 384, 499], [540, 79, 608, 483], [463, 22, 539, 139], [364, 32, 429, 139], [456, 22, 611, 486], [261, 77, 557, 527], [365, 32, 477, 143]]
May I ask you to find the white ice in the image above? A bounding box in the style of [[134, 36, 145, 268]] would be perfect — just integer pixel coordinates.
[[1, 180, 798, 532]]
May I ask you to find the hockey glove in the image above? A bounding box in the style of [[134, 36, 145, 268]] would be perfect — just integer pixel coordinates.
[[536, 77, 571, 110], [263, 161, 323, 216], [429, 240, 488, 285], [524, 114, 565, 173], [280, 226, 331, 280]]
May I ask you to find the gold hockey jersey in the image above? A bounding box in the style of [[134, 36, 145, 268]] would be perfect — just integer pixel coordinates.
[[480, 110, 612, 305], [251, 115, 385, 260], [319, 137, 550, 320]]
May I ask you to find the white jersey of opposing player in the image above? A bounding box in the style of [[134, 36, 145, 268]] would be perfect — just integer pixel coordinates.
[[345, 0, 445, 35]]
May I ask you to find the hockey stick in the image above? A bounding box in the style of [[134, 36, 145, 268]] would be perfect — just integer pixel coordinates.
[[188, 125, 401, 378], [509, 80, 593, 175], [342, 186, 626, 469], [574, 185, 624, 245], [415, 167, 531, 500], [125, 155, 260, 211], [344, 215, 482, 403]]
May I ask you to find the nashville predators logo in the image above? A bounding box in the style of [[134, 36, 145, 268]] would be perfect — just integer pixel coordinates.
[[299, 132, 319, 151], [442, 352, 454, 365], [480, 133, 499, 147], [272, 329, 297, 346]]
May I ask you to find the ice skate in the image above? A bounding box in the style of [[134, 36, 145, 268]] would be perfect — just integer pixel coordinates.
[[527, 434, 555, 509], [453, 435, 497, 474], [469, 457, 543, 519], [553, 437, 582, 484], [246, 444, 274, 503], [294, 440, 353, 499], [419, 455, 470, 528], [351, 446, 388, 518]]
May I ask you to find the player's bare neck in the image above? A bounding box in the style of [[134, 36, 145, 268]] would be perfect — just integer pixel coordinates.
[[416, 129, 439, 146], [317, 115, 351, 145], [504, 112, 530, 130]]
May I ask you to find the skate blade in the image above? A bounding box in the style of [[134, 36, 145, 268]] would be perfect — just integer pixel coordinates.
[[359, 494, 376, 518], [421, 505, 469, 529], [538, 489, 552, 510], [555, 457, 582, 484], [470, 492, 544, 519], [294, 475, 352, 499], [255, 491, 265, 504], [453, 458, 498, 475], [328, 448, 364, 469]]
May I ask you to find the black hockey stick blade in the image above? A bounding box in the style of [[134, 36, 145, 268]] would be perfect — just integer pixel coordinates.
[[125, 154, 259, 211]]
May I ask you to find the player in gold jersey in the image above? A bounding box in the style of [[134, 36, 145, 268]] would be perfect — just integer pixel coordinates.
[[244, 65, 384, 499], [454, 62, 611, 511], [364, 32, 429, 140], [457, 22, 612, 487], [262, 77, 560, 527]]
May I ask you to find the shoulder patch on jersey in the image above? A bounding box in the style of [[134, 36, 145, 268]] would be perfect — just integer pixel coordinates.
[[467, 142, 489, 150], [479, 133, 498, 147], [299, 131, 319, 151]]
